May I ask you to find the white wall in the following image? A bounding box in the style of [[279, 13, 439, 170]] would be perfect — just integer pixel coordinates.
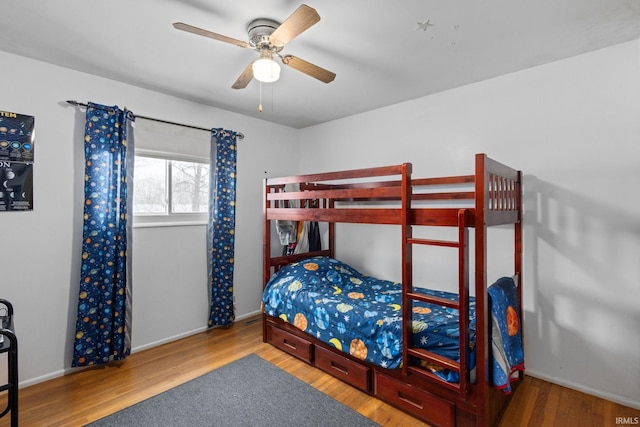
[[298, 40, 640, 408], [0, 51, 299, 386]]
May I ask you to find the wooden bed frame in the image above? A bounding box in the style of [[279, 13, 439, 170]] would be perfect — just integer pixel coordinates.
[[262, 153, 522, 427]]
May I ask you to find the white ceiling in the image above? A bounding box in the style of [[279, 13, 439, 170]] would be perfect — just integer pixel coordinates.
[[1, 1, 639, 128]]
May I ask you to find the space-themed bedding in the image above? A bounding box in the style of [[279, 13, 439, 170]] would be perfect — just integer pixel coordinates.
[[262, 256, 476, 382]]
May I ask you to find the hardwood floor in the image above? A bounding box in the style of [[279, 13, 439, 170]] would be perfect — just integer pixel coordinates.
[[2, 316, 638, 426]]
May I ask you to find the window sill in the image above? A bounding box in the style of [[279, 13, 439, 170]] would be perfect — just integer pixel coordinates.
[[133, 220, 208, 229]]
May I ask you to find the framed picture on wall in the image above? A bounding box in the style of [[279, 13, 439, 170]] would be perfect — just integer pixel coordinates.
[[0, 161, 33, 211], [0, 110, 34, 162], [1, 110, 34, 211]]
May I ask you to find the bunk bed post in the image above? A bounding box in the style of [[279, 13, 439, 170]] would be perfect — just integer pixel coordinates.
[[515, 170, 524, 382], [328, 198, 336, 259], [457, 209, 471, 397], [401, 163, 412, 377], [262, 178, 271, 343], [514, 169, 523, 297], [474, 154, 489, 427]]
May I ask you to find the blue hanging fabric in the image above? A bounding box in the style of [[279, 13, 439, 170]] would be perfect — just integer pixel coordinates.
[[72, 102, 135, 366], [207, 128, 239, 327]]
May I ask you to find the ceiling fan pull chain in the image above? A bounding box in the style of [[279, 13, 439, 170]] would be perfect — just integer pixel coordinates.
[[258, 81, 263, 113]]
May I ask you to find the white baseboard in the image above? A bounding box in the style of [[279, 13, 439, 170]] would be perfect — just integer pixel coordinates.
[[17, 311, 263, 389], [19, 369, 68, 388], [235, 310, 262, 322], [18, 328, 212, 388], [133, 310, 261, 352], [132, 326, 209, 353], [525, 368, 640, 410]]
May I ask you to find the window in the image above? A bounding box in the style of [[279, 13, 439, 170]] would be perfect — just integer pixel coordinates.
[[133, 151, 209, 226]]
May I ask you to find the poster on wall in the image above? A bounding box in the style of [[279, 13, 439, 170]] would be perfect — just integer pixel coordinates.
[[0, 161, 33, 211], [0, 110, 34, 211], [0, 110, 35, 162]]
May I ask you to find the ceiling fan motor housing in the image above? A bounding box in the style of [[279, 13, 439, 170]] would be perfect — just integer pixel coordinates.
[[247, 18, 282, 50]]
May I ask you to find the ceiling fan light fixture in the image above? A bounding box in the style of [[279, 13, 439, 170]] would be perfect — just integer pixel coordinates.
[[252, 51, 280, 83]]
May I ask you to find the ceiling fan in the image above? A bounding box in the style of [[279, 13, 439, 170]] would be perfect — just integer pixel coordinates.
[[173, 4, 336, 89]]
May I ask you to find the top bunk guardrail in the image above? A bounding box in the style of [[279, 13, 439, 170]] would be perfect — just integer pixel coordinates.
[[264, 154, 521, 227], [477, 154, 522, 226]]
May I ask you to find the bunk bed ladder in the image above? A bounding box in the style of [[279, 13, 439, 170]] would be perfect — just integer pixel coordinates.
[[402, 206, 471, 396]]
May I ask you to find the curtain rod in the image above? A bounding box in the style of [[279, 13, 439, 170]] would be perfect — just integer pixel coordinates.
[[66, 100, 244, 140]]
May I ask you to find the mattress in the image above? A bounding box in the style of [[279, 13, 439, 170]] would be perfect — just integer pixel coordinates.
[[262, 257, 476, 380]]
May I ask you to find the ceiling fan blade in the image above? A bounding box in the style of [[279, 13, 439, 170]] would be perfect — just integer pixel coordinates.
[[269, 4, 320, 45], [173, 22, 252, 49], [231, 63, 254, 89], [282, 55, 335, 84]]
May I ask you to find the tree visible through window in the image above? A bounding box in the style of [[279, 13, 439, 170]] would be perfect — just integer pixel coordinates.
[[133, 154, 209, 222], [171, 160, 208, 213]]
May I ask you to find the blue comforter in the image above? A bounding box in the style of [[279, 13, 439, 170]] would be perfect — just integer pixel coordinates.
[[262, 257, 476, 380]]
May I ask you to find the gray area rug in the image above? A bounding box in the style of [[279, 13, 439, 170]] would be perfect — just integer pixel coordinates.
[[86, 353, 379, 427]]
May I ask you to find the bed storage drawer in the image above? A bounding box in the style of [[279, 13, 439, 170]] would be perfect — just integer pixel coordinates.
[[375, 372, 455, 427], [266, 323, 313, 363], [314, 346, 371, 392]]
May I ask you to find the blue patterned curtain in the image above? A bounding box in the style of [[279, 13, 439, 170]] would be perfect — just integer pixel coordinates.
[[72, 103, 134, 366], [208, 128, 239, 327]]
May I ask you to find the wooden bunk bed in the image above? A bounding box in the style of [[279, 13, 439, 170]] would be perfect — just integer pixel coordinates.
[[262, 153, 523, 427]]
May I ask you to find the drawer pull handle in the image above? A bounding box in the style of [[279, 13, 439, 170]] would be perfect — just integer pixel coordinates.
[[398, 390, 424, 410], [283, 338, 297, 350], [330, 361, 349, 375]]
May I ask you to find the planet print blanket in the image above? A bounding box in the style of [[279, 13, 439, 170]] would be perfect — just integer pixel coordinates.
[[488, 276, 525, 393], [262, 257, 476, 382]]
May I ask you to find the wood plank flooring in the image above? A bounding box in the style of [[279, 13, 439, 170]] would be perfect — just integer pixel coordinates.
[[2, 316, 638, 426]]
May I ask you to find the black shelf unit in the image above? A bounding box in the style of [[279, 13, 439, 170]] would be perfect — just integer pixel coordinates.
[[0, 299, 18, 427]]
